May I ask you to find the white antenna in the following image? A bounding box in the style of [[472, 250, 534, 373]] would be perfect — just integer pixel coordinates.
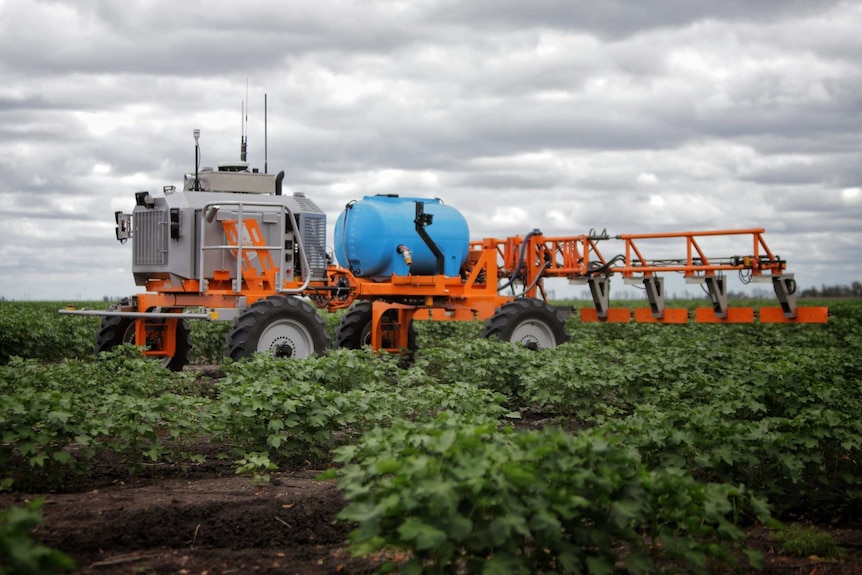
[[193, 129, 202, 190]]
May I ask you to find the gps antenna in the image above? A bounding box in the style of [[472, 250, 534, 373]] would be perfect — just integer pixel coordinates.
[[240, 101, 247, 163], [264, 93, 268, 174], [193, 129, 202, 191]]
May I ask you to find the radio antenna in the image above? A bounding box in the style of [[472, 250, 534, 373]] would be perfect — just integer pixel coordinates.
[[240, 87, 248, 163], [193, 129, 201, 190], [264, 93, 268, 174]]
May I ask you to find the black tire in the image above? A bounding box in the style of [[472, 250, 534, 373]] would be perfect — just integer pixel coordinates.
[[95, 298, 191, 372], [480, 298, 570, 350], [226, 295, 330, 360], [335, 301, 417, 351]]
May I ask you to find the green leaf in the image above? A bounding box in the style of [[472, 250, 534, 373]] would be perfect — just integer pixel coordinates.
[[488, 513, 529, 545], [743, 548, 764, 569], [315, 468, 338, 481], [29, 453, 47, 468], [447, 515, 473, 541], [267, 418, 285, 431], [375, 458, 400, 474], [397, 517, 447, 550], [52, 451, 74, 465], [610, 499, 642, 528]]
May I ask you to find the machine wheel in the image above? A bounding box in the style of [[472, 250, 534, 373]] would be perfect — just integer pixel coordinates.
[[94, 299, 192, 372], [226, 295, 330, 360], [480, 298, 570, 350], [335, 301, 417, 351]]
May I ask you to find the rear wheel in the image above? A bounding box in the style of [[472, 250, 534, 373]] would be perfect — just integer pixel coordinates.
[[480, 298, 569, 350], [95, 298, 191, 372], [335, 301, 417, 352], [226, 295, 330, 360]]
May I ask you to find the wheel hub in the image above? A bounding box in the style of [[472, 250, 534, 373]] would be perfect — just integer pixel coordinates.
[[271, 337, 296, 358], [511, 319, 555, 350], [258, 318, 315, 358]]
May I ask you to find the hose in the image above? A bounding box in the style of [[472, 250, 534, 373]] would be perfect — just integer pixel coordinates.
[[498, 228, 541, 292], [515, 260, 552, 298], [340, 201, 356, 274], [586, 254, 625, 275]]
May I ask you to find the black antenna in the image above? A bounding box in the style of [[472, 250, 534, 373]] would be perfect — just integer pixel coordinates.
[[240, 101, 247, 163], [193, 129, 202, 191], [264, 93, 268, 174]]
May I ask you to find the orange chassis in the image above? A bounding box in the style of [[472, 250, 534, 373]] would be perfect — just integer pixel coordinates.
[[122, 226, 827, 359]]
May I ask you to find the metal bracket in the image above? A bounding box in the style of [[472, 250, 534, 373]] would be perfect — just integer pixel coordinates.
[[643, 277, 665, 319], [772, 274, 798, 318], [587, 276, 611, 320], [115, 211, 132, 243], [704, 275, 728, 319]]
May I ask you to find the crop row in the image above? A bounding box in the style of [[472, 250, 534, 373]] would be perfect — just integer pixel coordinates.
[[2, 298, 859, 365], [2, 298, 860, 573]]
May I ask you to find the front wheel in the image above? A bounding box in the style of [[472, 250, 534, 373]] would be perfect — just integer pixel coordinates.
[[226, 295, 330, 360], [480, 299, 570, 350]]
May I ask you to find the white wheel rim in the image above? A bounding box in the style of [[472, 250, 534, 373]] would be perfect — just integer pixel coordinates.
[[259, 319, 315, 358], [510, 319, 556, 349]]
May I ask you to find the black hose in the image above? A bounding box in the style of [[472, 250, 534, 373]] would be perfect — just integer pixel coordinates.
[[586, 254, 625, 275], [498, 228, 541, 292], [515, 261, 551, 298]]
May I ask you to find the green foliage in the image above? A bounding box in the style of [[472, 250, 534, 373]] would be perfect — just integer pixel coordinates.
[[0, 498, 74, 574], [771, 524, 845, 559], [331, 413, 769, 574], [211, 352, 508, 473], [414, 319, 484, 348], [0, 348, 210, 489], [2, 296, 862, 548], [597, 345, 862, 517], [415, 338, 542, 400], [212, 356, 352, 466], [188, 319, 231, 364], [0, 301, 100, 363]]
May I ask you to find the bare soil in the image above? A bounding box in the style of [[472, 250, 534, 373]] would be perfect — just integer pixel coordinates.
[[3, 460, 862, 575], [2, 466, 382, 575]]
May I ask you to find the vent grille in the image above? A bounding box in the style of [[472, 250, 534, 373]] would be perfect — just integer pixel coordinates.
[[134, 210, 168, 266], [301, 214, 327, 279], [294, 196, 324, 213]]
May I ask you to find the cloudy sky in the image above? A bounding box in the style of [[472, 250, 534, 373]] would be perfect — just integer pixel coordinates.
[[1, 0, 860, 302]]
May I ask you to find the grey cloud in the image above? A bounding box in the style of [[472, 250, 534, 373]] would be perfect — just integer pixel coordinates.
[[1, 0, 860, 298], [426, 0, 844, 39]]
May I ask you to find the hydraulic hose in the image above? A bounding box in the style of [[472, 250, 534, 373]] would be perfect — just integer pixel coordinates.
[[515, 260, 552, 298], [586, 254, 626, 275], [498, 228, 541, 292]]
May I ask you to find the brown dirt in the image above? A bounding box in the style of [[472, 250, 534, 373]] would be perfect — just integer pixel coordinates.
[[3, 464, 862, 575], [1, 468, 382, 575]]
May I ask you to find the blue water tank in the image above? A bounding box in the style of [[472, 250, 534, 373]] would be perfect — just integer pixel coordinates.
[[334, 196, 469, 277]]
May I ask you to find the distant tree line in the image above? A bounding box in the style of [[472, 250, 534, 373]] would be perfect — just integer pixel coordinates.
[[799, 281, 862, 298]]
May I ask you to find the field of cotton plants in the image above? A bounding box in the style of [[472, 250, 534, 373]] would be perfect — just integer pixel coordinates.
[[1, 298, 860, 574]]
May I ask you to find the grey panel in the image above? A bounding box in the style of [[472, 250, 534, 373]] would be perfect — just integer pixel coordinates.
[[301, 213, 327, 279], [134, 209, 168, 266]]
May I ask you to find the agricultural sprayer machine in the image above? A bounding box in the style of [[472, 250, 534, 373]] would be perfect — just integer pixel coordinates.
[[61, 131, 828, 370]]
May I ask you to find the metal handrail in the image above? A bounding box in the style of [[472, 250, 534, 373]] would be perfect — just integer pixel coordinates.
[[199, 201, 311, 294]]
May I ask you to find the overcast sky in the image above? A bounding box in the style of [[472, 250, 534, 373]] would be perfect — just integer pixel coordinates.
[[1, 0, 860, 302]]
